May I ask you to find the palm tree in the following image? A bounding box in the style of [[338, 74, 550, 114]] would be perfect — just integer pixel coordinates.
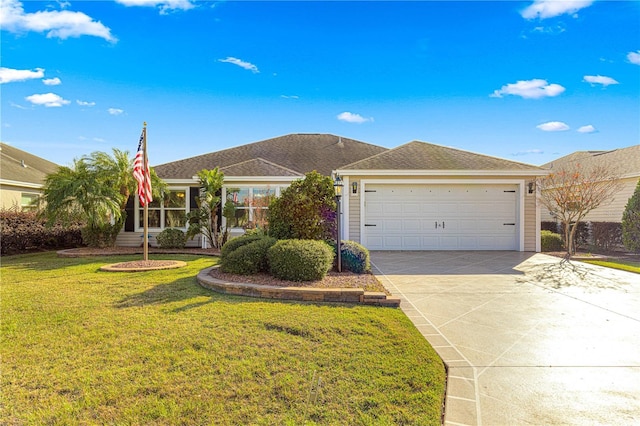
[[40, 149, 166, 247]]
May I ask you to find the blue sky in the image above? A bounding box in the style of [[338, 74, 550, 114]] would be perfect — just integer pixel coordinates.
[[1, 0, 639, 168]]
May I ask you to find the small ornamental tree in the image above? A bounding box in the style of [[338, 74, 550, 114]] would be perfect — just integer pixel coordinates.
[[622, 178, 640, 253], [186, 168, 225, 248], [268, 171, 336, 241], [537, 163, 622, 257]]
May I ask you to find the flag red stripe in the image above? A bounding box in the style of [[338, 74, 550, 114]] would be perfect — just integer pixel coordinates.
[[133, 130, 153, 207]]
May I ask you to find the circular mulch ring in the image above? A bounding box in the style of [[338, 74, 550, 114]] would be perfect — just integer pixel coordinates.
[[100, 260, 187, 272]]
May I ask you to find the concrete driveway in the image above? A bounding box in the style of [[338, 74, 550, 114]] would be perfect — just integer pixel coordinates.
[[370, 251, 640, 426]]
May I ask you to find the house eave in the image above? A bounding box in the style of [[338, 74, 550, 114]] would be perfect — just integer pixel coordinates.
[[334, 169, 549, 177], [0, 179, 43, 189]]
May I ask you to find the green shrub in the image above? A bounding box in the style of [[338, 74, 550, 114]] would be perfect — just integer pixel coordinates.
[[622, 178, 640, 253], [333, 240, 370, 273], [268, 239, 334, 281], [541, 230, 563, 252], [80, 219, 123, 248], [221, 237, 276, 275], [220, 234, 264, 260], [268, 171, 336, 241], [156, 228, 187, 249]]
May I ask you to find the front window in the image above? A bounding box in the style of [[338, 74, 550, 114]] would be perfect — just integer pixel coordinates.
[[21, 193, 39, 211], [139, 189, 187, 229], [225, 186, 281, 229]]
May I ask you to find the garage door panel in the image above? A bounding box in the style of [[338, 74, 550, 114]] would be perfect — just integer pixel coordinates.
[[363, 184, 519, 250]]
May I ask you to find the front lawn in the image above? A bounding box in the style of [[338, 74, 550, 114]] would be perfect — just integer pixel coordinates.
[[1, 252, 445, 425], [581, 258, 640, 274]]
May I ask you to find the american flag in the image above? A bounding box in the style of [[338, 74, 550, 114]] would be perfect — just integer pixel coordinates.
[[133, 129, 153, 206]]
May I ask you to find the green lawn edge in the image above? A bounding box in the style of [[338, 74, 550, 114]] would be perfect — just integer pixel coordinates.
[[581, 259, 640, 274]]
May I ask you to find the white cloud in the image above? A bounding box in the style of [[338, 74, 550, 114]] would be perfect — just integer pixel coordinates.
[[77, 100, 95, 106], [25, 92, 70, 107], [577, 124, 597, 133], [0, 0, 117, 42], [627, 51, 640, 65], [512, 149, 544, 156], [337, 112, 374, 124], [218, 57, 259, 73], [280, 95, 299, 99], [537, 121, 570, 132], [43, 77, 61, 86], [583, 75, 619, 86], [0, 67, 45, 83], [115, 0, 195, 14], [521, 0, 594, 20], [108, 108, 124, 115], [491, 79, 565, 99]]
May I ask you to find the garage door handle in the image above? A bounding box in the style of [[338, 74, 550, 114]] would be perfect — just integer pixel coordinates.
[[503, 223, 515, 226], [364, 224, 377, 227]]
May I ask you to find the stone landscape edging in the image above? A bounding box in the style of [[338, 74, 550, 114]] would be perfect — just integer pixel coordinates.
[[197, 266, 401, 307]]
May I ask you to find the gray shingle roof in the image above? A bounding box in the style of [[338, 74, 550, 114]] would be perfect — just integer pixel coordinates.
[[220, 158, 301, 177], [0, 143, 59, 186], [340, 141, 543, 171], [153, 134, 388, 179], [542, 145, 640, 177]]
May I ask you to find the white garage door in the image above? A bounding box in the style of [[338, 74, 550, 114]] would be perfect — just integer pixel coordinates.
[[363, 184, 518, 250]]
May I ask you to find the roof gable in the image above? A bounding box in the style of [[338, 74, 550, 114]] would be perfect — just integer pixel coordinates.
[[340, 141, 543, 171], [154, 134, 388, 179], [0, 143, 59, 186], [220, 158, 302, 177]]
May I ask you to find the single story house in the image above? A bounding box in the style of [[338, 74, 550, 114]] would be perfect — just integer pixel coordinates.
[[119, 133, 547, 251], [0, 142, 59, 211], [540, 144, 640, 223]]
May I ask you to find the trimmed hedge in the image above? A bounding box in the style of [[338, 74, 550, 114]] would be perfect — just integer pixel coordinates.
[[1, 210, 83, 255], [220, 234, 264, 260], [541, 230, 563, 252], [268, 239, 334, 281], [334, 240, 370, 274], [156, 228, 187, 249], [221, 237, 276, 275]]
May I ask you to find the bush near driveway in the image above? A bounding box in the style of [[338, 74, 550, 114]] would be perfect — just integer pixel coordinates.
[[220, 234, 264, 260], [268, 239, 334, 281], [541, 230, 563, 252], [1, 252, 445, 425]]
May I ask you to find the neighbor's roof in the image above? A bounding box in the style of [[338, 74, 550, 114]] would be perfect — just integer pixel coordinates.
[[542, 145, 640, 178], [339, 141, 544, 172], [153, 134, 388, 179], [0, 142, 59, 186]]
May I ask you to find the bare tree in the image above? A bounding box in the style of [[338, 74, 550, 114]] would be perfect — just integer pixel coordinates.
[[537, 164, 622, 257]]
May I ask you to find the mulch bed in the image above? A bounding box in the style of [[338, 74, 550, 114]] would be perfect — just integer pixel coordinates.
[[209, 267, 388, 293]]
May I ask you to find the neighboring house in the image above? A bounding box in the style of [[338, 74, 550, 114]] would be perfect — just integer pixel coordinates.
[[541, 145, 640, 223], [0, 142, 59, 211], [121, 133, 547, 251]]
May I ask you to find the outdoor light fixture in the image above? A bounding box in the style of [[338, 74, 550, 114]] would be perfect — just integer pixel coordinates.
[[334, 176, 343, 272], [334, 175, 343, 198], [528, 181, 535, 194], [352, 181, 358, 194]]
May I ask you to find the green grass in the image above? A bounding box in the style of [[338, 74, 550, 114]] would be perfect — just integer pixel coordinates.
[[1, 252, 445, 425], [582, 259, 640, 274]]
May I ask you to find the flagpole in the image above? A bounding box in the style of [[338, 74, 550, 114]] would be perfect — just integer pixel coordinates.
[[143, 122, 149, 262]]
